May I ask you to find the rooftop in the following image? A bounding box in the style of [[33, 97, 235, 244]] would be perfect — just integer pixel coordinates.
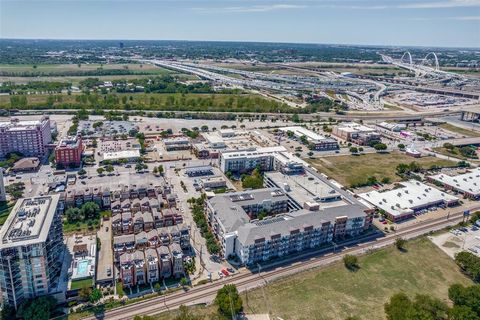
[[336, 122, 376, 133], [429, 168, 480, 196], [102, 149, 140, 161], [0, 194, 60, 248], [279, 126, 333, 143], [360, 180, 458, 217], [221, 146, 286, 160]]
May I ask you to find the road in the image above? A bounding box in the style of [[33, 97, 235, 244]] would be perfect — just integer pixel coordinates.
[[82, 205, 479, 320]]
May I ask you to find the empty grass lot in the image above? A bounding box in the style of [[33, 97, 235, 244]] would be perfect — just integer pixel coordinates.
[[439, 123, 480, 138], [152, 238, 472, 320], [307, 151, 456, 187]]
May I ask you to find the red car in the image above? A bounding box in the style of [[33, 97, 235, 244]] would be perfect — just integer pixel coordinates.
[[221, 269, 230, 276]]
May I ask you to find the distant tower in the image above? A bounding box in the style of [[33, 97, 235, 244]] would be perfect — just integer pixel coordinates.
[[119, 42, 124, 49], [0, 170, 6, 202]]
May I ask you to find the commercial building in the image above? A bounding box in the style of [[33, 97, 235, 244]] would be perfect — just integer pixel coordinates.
[[219, 146, 286, 173], [0, 195, 64, 308], [101, 150, 140, 163], [360, 180, 459, 222], [55, 135, 83, 168], [428, 168, 480, 200], [377, 122, 407, 132], [194, 130, 262, 159], [163, 137, 191, 151], [279, 126, 339, 151], [333, 122, 381, 145], [206, 168, 372, 265], [200, 176, 227, 189], [0, 116, 52, 158], [11, 158, 40, 173]]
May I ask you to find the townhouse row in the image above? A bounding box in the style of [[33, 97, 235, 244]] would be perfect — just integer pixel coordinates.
[[119, 243, 184, 287]]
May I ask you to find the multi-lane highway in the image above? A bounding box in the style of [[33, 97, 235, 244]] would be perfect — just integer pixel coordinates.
[[83, 205, 478, 320]]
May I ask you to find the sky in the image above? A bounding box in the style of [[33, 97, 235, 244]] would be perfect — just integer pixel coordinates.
[[0, 0, 479, 48]]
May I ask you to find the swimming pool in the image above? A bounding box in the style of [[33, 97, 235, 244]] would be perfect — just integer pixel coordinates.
[[76, 260, 90, 278]]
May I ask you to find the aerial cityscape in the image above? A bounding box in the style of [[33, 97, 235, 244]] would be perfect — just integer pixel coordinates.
[[0, 0, 479, 319]]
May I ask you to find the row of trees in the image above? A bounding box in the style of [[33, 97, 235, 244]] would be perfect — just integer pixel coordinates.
[[241, 168, 264, 189], [455, 251, 480, 282], [384, 283, 480, 320], [188, 195, 220, 254]]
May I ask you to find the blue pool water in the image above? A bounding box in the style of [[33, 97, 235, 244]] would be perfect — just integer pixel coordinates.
[[77, 260, 90, 277]]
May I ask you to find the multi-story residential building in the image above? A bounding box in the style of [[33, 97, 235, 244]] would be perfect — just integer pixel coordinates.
[[170, 243, 184, 278], [219, 146, 286, 173], [0, 116, 52, 158], [119, 250, 145, 287], [145, 248, 159, 284], [157, 246, 172, 279], [0, 170, 5, 202], [55, 135, 83, 168], [206, 168, 373, 265], [0, 195, 63, 309]]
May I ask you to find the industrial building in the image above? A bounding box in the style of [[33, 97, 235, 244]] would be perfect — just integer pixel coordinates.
[[428, 168, 480, 200], [360, 180, 459, 222], [333, 122, 381, 145], [206, 168, 372, 265], [279, 126, 339, 151], [0, 116, 52, 158], [163, 137, 191, 151], [0, 195, 64, 309], [101, 150, 141, 163], [377, 122, 407, 132]]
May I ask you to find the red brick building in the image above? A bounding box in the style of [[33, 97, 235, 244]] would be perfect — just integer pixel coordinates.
[[55, 135, 83, 167]]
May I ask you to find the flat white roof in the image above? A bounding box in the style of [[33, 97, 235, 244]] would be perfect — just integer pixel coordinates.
[[360, 180, 458, 217], [429, 168, 480, 196], [279, 126, 330, 142], [222, 146, 286, 159], [336, 122, 376, 133], [102, 149, 140, 161]]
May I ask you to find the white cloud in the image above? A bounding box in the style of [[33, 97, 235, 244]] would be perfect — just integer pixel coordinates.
[[192, 3, 306, 13], [399, 0, 480, 9]]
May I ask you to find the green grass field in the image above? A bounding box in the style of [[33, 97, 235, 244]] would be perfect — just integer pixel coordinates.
[[307, 152, 457, 187], [151, 238, 472, 320], [439, 123, 480, 138], [70, 278, 93, 290]]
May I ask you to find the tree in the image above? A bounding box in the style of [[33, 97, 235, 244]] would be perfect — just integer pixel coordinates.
[[66, 207, 82, 223], [470, 211, 480, 224], [152, 167, 158, 175], [307, 151, 314, 157], [374, 143, 388, 152], [79, 286, 92, 301], [97, 167, 105, 175], [349, 147, 358, 154], [398, 144, 405, 150], [81, 202, 100, 220], [89, 288, 102, 303], [384, 293, 449, 320], [444, 142, 455, 151], [105, 164, 114, 173], [154, 282, 161, 292], [449, 306, 479, 320], [157, 164, 164, 175], [395, 238, 407, 251], [215, 284, 243, 317], [455, 251, 480, 282], [343, 255, 359, 271], [17, 296, 56, 320], [78, 169, 87, 176], [175, 305, 201, 320], [180, 277, 188, 287]]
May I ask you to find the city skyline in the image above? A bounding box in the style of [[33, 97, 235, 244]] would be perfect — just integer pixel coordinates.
[[1, 0, 479, 48]]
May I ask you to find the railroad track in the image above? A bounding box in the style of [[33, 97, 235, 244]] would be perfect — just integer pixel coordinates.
[[84, 207, 475, 320]]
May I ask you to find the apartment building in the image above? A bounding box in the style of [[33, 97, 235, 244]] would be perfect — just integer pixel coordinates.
[[0, 170, 5, 202], [206, 168, 372, 265], [219, 146, 286, 173], [55, 135, 83, 168], [0, 195, 63, 309], [0, 116, 52, 158]]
